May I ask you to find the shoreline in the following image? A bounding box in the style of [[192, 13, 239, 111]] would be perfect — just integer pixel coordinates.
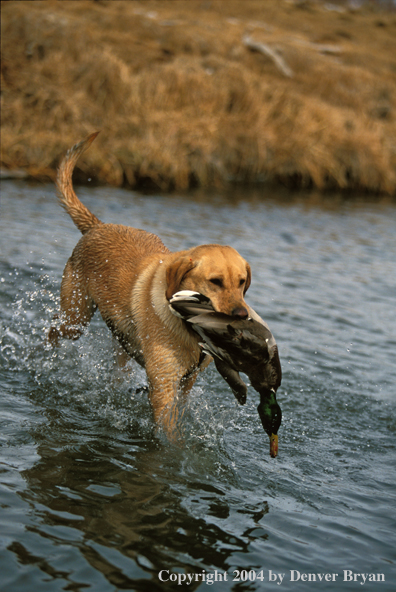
[[2, 0, 396, 196]]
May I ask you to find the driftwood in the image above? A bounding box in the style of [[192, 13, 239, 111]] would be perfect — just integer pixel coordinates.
[[294, 38, 342, 54], [243, 34, 342, 79], [243, 34, 293, 78]]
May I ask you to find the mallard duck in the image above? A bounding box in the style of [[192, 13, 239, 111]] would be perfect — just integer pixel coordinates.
[[169, 291, 282, 458]]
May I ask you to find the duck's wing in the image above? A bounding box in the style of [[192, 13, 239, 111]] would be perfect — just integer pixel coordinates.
[[187, 314, 249, 370], [200, 316, 282, 395], [190, 316, 271, 363], [212, 358, 247, 405], [188, 329, 247, 405], [187, 312, 235, 332], [169, 291, 282, 397], [193, 324, 238, 369], [169, 291, 214, 319]]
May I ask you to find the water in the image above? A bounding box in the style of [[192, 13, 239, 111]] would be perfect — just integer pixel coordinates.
[[1, 180, 395, 591]]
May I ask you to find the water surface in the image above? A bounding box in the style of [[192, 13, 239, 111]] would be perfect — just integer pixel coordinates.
[[1, 180, 395, 591]]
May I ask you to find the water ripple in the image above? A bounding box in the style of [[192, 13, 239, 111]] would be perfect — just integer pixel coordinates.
[[1, 182, 395, 590]]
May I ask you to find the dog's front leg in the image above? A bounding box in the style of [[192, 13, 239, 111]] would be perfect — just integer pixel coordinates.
[[148, 375, 184, 435], [145, 358, 198, 436]]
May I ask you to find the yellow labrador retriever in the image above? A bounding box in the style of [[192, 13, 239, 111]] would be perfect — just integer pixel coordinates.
[[49, 133, 252, 430]]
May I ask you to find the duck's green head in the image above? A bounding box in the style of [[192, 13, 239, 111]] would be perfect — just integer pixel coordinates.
[[257, 389, 282, 458]]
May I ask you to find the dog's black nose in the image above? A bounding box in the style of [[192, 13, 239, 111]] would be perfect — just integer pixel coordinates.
[[232, 306, 249, 319]]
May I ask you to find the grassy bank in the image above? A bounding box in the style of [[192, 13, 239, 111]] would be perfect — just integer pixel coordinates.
[[1, 0, 396, 194]]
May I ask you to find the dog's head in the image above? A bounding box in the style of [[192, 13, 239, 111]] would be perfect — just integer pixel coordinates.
[[166, 245, 251, 318]]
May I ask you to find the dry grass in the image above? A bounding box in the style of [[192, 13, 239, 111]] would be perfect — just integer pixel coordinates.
[[1, 0, 396, 194]]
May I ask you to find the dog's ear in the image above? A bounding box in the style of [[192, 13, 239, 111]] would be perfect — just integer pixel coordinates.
[[244, 263, 252, 294], [165, 256, 195, 300]]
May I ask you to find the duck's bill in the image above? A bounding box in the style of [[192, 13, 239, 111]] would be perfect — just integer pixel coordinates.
[[269, 434, 278, 458]]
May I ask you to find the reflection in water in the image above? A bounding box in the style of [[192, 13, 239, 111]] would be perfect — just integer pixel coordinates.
[[19, 412, 257, 590], [7, 541, 73, 585]]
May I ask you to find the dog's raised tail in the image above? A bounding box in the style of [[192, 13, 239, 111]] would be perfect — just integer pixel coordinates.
[[56, 132, 102, 234]]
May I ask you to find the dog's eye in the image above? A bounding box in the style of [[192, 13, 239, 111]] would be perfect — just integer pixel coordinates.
[[239, 278, 246, 286], [210, 278, 223, 287]]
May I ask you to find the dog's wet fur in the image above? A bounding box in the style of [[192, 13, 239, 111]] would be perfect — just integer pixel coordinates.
[[49, 133, 253, 431]]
